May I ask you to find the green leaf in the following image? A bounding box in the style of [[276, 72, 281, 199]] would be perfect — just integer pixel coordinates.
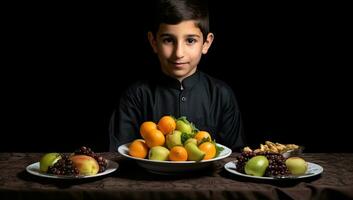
[[198, 137, 211, 145], [177, 116, 189, 124], [181, 132, 192, 144], [190, 122, 199, 133], [214, 140, 224, 157]]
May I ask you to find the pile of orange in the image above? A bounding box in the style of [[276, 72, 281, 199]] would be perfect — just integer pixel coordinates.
[[128, 115, 218, 161]]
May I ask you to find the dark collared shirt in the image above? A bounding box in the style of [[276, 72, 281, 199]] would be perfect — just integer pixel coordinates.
[[109, 70, 245, 151]]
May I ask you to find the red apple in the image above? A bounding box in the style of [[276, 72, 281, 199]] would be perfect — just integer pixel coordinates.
[[70, 155, 99, 175]]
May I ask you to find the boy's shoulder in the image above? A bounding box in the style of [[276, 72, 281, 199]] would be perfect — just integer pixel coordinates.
[[124, 79, 153, 93], [127, 79, 151, 88], [199, 71, 233, 92], [199, 71, 239, 103]]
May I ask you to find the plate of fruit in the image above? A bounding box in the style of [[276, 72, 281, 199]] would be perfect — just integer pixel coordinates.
[[26, 146, 119, 179], [224, 141, 323, 180], [117, 116, 232, 174]]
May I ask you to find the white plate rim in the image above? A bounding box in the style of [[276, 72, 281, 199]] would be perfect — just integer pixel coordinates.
[[118, 142, 232, 164], [224, 161, 323, 180], [26, 160, 119, 179]]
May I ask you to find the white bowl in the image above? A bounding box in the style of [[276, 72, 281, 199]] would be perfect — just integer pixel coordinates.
[[118, 143, 232, 175], [282, 146, 305, 158]]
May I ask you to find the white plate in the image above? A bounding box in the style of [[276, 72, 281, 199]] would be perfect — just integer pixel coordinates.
[[26, 160, 119, 179], [118, 143, 232, 174], [224, 161, 323, 180]]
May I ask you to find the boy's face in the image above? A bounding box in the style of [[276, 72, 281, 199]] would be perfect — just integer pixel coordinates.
[[148, 20, 213, 81]]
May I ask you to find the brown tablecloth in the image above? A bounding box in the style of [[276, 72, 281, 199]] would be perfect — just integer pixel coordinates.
[[1, 152, 352, 200]]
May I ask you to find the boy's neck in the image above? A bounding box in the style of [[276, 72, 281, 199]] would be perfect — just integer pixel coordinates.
[[158, 70, 200, 91], [161, 68, 197, 83]]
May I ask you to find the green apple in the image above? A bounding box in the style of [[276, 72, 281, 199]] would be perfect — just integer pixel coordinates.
[[39, 153, 62, 172], [285, 157, 308, 175], [244, 155, 269, 177], [70, 155, 100, 175], [166, 130, 182, 149], [184, 142, 205, 161], [176, 117, 193, 135], [148, 146, 170, 161]]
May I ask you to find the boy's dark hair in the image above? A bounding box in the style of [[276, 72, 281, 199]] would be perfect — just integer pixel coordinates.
[[150, 0, 210, 40]]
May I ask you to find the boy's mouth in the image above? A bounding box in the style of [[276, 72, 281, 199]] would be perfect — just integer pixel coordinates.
[[169, 61, 188, 68]]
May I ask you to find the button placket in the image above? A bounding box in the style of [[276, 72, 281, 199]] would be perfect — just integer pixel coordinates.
[[179, 91, 187, 116]]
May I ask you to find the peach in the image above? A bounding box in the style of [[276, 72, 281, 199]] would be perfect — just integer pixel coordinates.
[[70, 155, 99, 175]]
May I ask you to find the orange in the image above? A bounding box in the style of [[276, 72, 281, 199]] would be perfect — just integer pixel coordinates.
[[198, 142, 216, 160], [157, 115, 176, 135], [128, 139, 149, 159], [194, 131, 211, 144], [144, 129, 165, 148], [140, 121, 157, 139], [169, 146, 188, 161]]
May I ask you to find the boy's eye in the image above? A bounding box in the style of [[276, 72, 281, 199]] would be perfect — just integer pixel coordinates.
[[186, 38, 197, 44], [162, 38, 174, 44]]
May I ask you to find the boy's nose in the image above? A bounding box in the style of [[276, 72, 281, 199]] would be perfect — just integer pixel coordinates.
[[174, 43, 184, 58]]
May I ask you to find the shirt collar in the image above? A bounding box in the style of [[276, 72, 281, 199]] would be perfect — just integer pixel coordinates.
[[158, 71, 200, 91]]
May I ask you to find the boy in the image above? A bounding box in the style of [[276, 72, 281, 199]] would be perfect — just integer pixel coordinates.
[[109, 0, 245, 151]]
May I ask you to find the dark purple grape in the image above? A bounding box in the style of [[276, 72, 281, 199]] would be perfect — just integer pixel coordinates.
[[235, 151, 256, 173], [263, 153, 289, 176], [74, 146, 95, 157], [93, 155, 108, 173], [47, 155, 79, 176]]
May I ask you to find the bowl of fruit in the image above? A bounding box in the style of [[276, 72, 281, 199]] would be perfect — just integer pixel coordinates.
[[26, 146, 119, 179], [118, 116, 232, 174]]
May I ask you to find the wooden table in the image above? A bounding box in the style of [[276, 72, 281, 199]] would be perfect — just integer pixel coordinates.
[[1, 152, 352, 200]]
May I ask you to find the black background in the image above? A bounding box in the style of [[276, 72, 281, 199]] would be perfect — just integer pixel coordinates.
[[1, 2, 351, 152]]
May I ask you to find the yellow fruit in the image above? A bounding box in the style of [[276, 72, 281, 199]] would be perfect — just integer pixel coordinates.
[[140, 121, 157, 139], [70, 155, 99, 175], [198, 142, 216, 160], [169, 146, 188, 161], [39, 153, 61, 172], [129, 139, 149, 159], [194, 131, 211, 144], [158, 115, 176, 135], [144, 129, 166, 148]]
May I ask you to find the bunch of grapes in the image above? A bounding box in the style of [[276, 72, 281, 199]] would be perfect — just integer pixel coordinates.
[[262, 152, 289, 176], [235, 151, 290, 177], [74, 146, 108, 173], [47, 155, 79, 175], [235, 151, 256, 173], [74, 146, 94, 156]]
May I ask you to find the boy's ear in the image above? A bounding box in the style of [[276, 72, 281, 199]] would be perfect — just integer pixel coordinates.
[[202, 33, 214, 54], [148, 32, 158, 53]]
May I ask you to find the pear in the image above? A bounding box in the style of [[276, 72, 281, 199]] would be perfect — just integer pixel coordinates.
[[166, 130, 182, 149], [148, 146, 170, 161], [184, 138, 197, 146], [184, 142, 205, 161], [176, 117, 193, 135], [285, 157, 308, 175], [39, 153, 62, 172], [244, 155, 269, 177]]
